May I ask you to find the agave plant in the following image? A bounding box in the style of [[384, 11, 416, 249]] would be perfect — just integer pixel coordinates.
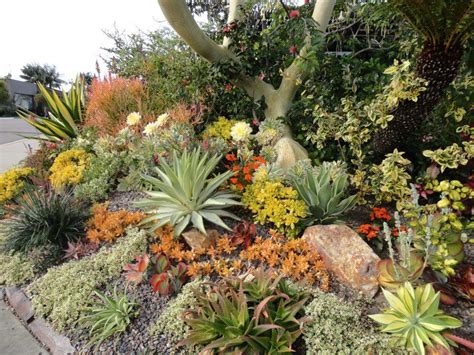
[[18, 77, 84, 141], [292, 165, 357, 225], [135, 149, 241, 236], [180, 267, 309, 353], [370, 282, 461, 355], [80, 287, 138, 347]]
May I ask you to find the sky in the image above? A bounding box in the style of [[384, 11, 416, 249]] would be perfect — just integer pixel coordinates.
[[0, 0, 167, 82]]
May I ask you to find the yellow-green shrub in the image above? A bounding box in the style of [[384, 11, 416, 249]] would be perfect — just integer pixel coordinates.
[[27, 227, 147, 330], [242, 179, 307, 236], [49, 149, 90, 190], [0, 167, 34, 204], [202, 116, 237, 141], [0, 252, 35, 286]]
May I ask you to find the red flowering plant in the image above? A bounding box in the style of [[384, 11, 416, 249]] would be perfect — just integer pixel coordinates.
[[357, 207, 403, 250], [225, 152, 266, 192]]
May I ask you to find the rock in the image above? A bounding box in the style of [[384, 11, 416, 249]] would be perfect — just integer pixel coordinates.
[[274, 137, 308, 170], [303, 224, 380, 298], [5, 287, 34, 322], [182, 228, 219, 250], [29, 318, 75, 355]]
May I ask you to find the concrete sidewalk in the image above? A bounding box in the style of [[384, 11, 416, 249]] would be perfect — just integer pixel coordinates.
[[0, 139, 40, 173], [0, 291, 46, 354]]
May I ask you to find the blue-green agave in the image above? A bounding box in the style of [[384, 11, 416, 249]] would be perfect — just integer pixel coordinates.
[[135, 149, 241, 236]]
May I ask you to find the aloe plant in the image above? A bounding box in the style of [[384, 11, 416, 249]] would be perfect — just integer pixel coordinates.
[[80, 287, 138, 347], [370, 282, 461, 355], [292, 165, 357, 225], [18, 77, 84, 141], [135, 149, 241, 236], [180, 267, 309, 353]]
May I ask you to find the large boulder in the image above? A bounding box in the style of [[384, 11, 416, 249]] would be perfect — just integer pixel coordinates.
[[303, 224, 380, 298], [274, 137, 308, 170]]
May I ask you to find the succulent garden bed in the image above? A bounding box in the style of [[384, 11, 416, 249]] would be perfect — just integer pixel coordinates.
[[1, 0, 473, 354]]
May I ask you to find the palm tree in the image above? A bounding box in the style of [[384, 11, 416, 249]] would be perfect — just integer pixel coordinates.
[[20, 63, 63, 89], [373, 0, 473, 155]]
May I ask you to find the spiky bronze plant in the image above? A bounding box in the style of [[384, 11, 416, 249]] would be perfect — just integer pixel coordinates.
[[373, 0, 473, 155]]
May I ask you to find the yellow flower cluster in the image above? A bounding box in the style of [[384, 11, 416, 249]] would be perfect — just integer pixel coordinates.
[[242, 179, 307, 235], [49, 149, 90, 190], [0, 167, 34, 204], [202, 116, 237, 141]]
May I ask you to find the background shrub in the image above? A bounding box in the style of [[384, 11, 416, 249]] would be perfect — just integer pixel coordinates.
[[1, 187, 90, 252], [28, 227, 147, 330]]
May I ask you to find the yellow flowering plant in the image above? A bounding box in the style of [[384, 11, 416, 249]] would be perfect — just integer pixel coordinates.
[[49, 149, 90, 190], [202, 116, 237, 141], [0, 167, 34, 204], [242, 178, 307, 237]]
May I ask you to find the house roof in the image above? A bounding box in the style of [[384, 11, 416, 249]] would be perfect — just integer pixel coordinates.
[[4, 79, 38, 96]]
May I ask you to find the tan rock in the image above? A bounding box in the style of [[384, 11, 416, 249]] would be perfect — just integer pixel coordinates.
[[182, 228, 219, 250], [274, 137, 308, 170], [303, 224, 380, 298]]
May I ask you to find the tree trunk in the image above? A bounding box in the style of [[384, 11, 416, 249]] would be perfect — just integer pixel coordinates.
[[373, 43, 464, 157]]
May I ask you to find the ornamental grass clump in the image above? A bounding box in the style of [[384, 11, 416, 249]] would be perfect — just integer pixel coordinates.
[[136, 148, 241, 236], [370, 282, 461, 355], [28, 227, 147, 330], [1, 187, 89, 253], [180, 268, 309, 354], [49, 149, 90, 190]]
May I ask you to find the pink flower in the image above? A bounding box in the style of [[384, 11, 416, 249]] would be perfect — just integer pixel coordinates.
[[305, 0, 310, 4], [289, 45, 298, 54], [289, 10, 299, 18], [252, 119, 259, 126], [225, 83, 233, 92]]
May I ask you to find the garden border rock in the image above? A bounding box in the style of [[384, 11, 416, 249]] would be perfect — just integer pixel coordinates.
[[4, 286, 75, 355]]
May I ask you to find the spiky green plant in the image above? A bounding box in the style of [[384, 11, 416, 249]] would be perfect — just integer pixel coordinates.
[[292, 165, 357, 225], [180, 267, 309, 353], [135, 149, 241, 236], [369, 282, 461, 355], [80, 287, 138, 347], [18, 77, 84, 141], [1, 186, 90, 252]]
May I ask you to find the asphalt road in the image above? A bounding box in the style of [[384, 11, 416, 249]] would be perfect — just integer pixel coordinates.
[[0, 117, 41, 144]]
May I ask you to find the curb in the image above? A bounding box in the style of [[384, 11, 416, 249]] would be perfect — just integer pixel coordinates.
[[4, 287, 75, 355]]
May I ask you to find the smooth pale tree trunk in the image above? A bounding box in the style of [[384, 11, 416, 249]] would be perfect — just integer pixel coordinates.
[[157, 0, 336, 168]]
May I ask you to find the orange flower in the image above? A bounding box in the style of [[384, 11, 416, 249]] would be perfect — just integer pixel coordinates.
[[244, 174, 253, 182], [230, 177, 239, 184], [370, 207, 391, 222], [226, 153, 238, 162], [357, 224, 380, 240], [243, 166, 251, 174]]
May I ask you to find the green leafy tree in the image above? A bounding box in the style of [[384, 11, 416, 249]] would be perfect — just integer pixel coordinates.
[[156, 0, 338, 168], [20, 63, 63, 89]]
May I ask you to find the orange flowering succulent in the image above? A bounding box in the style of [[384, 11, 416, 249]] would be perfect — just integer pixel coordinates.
[[225, 153, 266, 191], [86, 203, 144, 244], [370, 207, 391, 222], [357, 224, 381, 240]]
